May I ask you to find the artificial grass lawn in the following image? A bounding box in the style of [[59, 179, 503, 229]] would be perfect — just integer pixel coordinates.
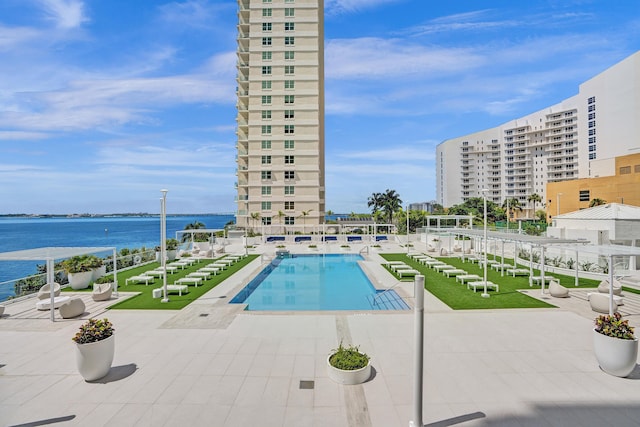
[[380, 253, 599, 310], [100, 255, 258, 310]]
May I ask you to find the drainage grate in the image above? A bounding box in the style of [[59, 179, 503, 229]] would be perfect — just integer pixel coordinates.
[[199, 313, 209, 317], [299, 380, 314, 389]]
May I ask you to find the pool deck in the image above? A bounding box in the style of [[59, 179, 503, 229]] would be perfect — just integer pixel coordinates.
[[2, 240, 640, 426]]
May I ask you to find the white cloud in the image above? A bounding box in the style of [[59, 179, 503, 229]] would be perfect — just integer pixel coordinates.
[[38, 0, 87, 29], [0, 131, 50, 140], [326, 0, 403, 15]]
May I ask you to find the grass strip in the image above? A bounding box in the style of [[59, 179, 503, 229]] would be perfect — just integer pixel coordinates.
[[99, 255, 258, 310], [380, 253, 598, 310]]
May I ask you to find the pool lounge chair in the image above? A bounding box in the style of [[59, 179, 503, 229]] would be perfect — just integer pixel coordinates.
[[322, 235, 338, 242], [295, 236, 312, 243], [347, 235, 363, 242], [375, 235, 388, 242], [506, 268, 529, 277], [126, 275, 155, 286], [467, 281, 499, 292], [397, 269, 419, 278], [266, 236, 286, 243]]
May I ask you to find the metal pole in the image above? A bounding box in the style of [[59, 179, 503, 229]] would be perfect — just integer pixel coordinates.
[[410, 275, 425, 427], [482, 190, 489, 298], [47, 258, 55, 322], [161, 189, 169, 303], [406, 205, 410, 254], [113, 248, 118, 297], [609, 255, 615, 316]]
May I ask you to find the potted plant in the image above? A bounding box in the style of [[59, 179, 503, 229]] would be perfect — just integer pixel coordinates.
[[593, 312, 638, 377], [327, 342, 371, 385], [308, 244, 318, 251], [89, 256, 106, 281], [166, 238, 179, 261], [72, 318, 115, 381], [62, 255, 96, 290], [340, 244, 350, 252]]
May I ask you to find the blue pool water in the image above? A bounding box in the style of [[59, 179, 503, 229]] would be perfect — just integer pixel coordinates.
[[230, 254, 409, 311]]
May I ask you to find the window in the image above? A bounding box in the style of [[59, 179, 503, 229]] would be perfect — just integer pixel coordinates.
[[284, 125, 294, 134], [284, 80, 295, 89], [261, 186, 272, 195], [588, 96, 596, 104], [285, 0, 294, 3], [261, 95, 272, 105], [262, 51, 272, 61], [284, 65, 294, 75], [284, 110, 294, 119], [285, 155, 295, 164], [262, 217, 271, 225], [588, 120, 596, 128], [284, 140, 295, 149], [261, 125, 271, 135], [284, 36, 295, 45], [620, 166, 632, 175], [285, 22, 295, 31], [284, 51, 295, 60], [579, 190, 590, 201], [262, 37, 272, 46], [261, 171, 272, 180], [635, 165, 640, 173], [588, 104, 596, 112], [261, 201, 271, 210], [284, 95, 294, 104], [284, 171, 295, 180], [261, 66, 272, 75], [261, 140, 271, 149], [589, 145, 596, 152], [262, 8, 272, 17], [261, 155, 271, 165], [285, 216, 295, 225], [261, 110, 272, 119], [284, 8, 294, 17], [589, 129, 596, 136], [262, 0, 271, 3], [588, 112, 595, 120], [285, 201, 295, 210], [261, 81, 272, 90], [285, 185, 295, 195], [588, 136, 596, 144], [589, 153, 596, 160], [262, 23, 272, 31]]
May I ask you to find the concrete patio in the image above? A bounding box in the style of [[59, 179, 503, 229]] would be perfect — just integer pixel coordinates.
[[2, 240, 640, 426]]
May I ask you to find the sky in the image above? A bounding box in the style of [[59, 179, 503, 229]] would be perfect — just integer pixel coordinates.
[[1, 0, 639, 215]]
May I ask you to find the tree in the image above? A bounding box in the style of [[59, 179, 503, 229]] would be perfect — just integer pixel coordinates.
[[250, 212, 261, 232], [527, 193, 542, 218], [183, 221, 207, 242], [590, 198, 607, 207], [367, 192, 383, 215], [299, 210, 312, 233], [380, 189, 402, 224], [502, 197, 522, 223], [276, 210, 285, 232]]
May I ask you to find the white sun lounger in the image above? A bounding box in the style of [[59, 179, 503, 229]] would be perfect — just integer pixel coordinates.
[[188, 271, 211, 280], [165, 284, 188, 296], [397, 269, 419, 278], [433, 264, 456, 272], [443, 269, 466, 278], [126, 275, 155, 286], [467, 281, 499, 292], [506, 268, 529, 277], [198, 267, 220, 275], [456, 274, 481, 284], [175, 277, 203, 287]]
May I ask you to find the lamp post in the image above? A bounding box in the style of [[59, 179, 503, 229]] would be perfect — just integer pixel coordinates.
[[160, 189, 169, 303], [406, 204, 410, 254], [556, 193, 563, 216], [481, 189, 490, 298]]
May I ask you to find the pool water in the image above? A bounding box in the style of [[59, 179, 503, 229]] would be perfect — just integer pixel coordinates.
[[230, 254, 409, 311]]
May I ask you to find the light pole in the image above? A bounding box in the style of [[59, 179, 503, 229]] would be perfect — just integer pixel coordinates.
[[160, 189, 169, 303], [506, 197, 510, 230], [556, 193, 563, 216], [481, 189, 490, 298], [406, 204, 410, 254]]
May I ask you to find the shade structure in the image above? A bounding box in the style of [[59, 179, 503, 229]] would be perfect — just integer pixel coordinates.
[[0, 247, 117, 322]]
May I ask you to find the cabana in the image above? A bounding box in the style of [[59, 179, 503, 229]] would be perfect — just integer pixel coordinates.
[[0, 247, 117, 322], [176, 229, 225, 254]]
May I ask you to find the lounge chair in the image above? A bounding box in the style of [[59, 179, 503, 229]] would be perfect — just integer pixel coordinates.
[[440, 248, 449, 256], [92, 283, 113, 302], [294, 236, 312, 243], [126, 275, 155, 286], [59, 297, 85, 319], [375, 235, 388, 242], [266, 236, 286, 243], [588, 292, 620, 314], [347, 235, 362, 242], [322, 235, 338, 242], [37, 282, 61, 300], [548, 280, 569, 298], [597, 279, 622, 296]]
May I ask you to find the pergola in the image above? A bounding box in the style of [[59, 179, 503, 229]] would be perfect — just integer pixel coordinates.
[[176, 229, 224, 246], [0, 247, 117, 322], [553, 244, 640, 315]]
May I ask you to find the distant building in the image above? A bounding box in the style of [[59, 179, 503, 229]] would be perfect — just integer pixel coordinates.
[[436, 51, 640, 218], [408, 201, 439, 213], [235, 0, 325, 230], [546, 152, 640, 221]]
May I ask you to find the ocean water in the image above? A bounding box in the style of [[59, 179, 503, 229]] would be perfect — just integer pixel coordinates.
[[0, 214, 234, 301]]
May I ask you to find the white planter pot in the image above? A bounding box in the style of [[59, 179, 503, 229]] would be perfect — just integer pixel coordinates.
[[593, 329, 638, 377], [75, 334, 115, 381], [155, 252, 161, 262], [340, 246, 350, 252], [327, 355, 372, 385], [68, 271, 93, 290], [167, 250, 177, 261], [92, 265, 107, 281]]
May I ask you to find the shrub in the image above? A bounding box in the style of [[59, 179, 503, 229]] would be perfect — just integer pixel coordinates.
[[595, 313, 635, 340], [329, 342, 370, 371], [72, 318, 114, 344]]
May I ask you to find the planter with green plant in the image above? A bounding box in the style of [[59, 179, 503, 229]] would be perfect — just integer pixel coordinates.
[[327, 342, 371, 385], [73, 318, 115, 381], [340, 244, 350, 251], [593, 312, 638, 377], [166, 238, 179, 261], [62, 255, 102, 290], [308, 244, 318, 251]]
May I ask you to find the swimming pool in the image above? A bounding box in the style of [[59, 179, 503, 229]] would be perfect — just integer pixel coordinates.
[[230, 253, 409, 311]]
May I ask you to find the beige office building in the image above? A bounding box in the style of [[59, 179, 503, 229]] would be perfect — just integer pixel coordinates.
[[236, 0, 325, 231], [436, 51, 640, 216]]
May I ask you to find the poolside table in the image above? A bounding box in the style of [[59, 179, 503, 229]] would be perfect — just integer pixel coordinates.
[[467, 280, 499, 292], [443, 269, 466, 278], [456, 274, 481, 284]]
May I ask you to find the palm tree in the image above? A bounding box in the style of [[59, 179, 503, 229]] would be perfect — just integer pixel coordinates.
[[276, 210, 285, 233], [183, 221, 206, 242], [380, 189, 402, 225], [299, 210, 312, 233], [367, 192, 383, 215], [501, 197, 522, 224], [250, 212, 261, 233], [589, 198, 607, 207], [527, 193, 542, 219]]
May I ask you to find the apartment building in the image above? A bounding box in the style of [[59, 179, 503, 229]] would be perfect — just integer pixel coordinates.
[[436, 51, 640, 215], [235, 0, 325, 230]]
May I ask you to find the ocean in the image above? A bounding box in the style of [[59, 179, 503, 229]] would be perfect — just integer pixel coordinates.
[[0, 214, 234, 301]]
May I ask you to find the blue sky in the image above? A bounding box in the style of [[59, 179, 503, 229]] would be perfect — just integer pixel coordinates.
[[1, 0, 639, 215]]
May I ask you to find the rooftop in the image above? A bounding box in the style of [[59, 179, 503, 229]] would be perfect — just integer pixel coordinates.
[[2, 239, 640, 426]]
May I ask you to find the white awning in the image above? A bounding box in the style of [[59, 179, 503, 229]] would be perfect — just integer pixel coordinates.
[[0, 247, 115, 261]]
